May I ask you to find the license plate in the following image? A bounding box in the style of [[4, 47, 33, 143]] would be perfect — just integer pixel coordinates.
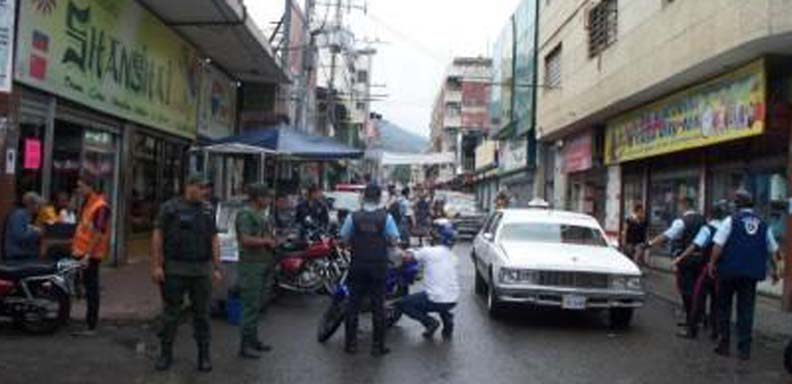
[[562, 295, 587, 310]]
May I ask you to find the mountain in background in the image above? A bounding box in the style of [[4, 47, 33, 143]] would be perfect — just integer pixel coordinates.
[[372, 118, 429, 153]]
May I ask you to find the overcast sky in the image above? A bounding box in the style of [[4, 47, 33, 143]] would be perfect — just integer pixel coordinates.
[[247, 0, 521, 138]]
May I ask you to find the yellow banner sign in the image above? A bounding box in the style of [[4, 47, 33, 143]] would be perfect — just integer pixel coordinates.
[[605, 59, 766, 165]]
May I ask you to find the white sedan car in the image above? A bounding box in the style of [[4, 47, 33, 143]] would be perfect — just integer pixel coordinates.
[[472, 208, 644, 327]]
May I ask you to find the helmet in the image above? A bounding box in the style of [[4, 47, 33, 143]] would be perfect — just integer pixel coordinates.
[[432, 219, 457, 247], [734, 189, 754, 209]]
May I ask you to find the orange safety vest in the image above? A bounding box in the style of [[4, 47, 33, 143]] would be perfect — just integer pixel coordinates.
[[72, 193, 111, 260]]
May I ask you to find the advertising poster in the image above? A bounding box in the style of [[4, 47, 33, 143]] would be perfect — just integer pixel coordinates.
[[0, 0, 15, 92]]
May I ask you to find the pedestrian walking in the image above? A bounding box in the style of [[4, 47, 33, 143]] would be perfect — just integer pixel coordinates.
[[235, 183, 278, 359], [621, 203, 648, 265], [413, 189, 431, 246], [399, 187, 412, 247], [645, 196, 705, 333], [495, 190, 510, 210], [397, 220, 460, 340], [710, 190, 780, 360], [71, 176, 111, 337], [673, 200, 729, 340], [339, 183, 400, 357], [152, 174, 220, 372]]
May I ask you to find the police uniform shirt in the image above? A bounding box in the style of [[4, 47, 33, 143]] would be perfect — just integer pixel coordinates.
[[339, 203, 400, 243], [663, 210, 698, 241], [156, 198, 218, 276], [691, 219, 723, 249], [712, 209, 779, 253]]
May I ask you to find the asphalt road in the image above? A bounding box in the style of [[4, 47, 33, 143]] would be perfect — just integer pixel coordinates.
[[1, 244, 790, 384]]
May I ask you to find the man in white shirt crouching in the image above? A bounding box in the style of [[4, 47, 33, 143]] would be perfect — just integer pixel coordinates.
[[398, 220, 460, 340]]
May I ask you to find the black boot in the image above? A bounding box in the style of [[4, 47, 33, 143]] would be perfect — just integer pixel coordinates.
[[371, 344, 391, 357], [239, 342, 262, 359], [155, 343, 173, 371], [344, 339, 358, 355], [252, 340, 273, 353], [197, 343, 212, 372]]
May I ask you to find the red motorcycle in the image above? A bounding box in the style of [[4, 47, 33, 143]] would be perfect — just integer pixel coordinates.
[[275, 226, 349, 294]]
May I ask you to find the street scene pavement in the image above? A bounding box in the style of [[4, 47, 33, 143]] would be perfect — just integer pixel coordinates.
[[1, 244, 789, 384]]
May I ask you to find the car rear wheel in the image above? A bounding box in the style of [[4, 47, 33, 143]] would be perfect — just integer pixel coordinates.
[[609, 308, 634, 329], [486, 274, 505, 318]]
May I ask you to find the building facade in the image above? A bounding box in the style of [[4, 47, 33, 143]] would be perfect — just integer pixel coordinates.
[[429, 57, 493, 186], [536, 0, 792, 304], [0, 0, 287, 265], [474, 0, 539, 210]]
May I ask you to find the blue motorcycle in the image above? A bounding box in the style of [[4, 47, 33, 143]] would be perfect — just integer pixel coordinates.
[[317, 258, 420, 343]]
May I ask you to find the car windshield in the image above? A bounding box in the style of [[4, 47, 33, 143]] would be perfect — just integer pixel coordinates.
[[499, 222, 609, 247]]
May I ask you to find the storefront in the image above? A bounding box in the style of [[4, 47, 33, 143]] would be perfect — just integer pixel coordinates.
[[561, 130, 607, 224], [10, 0, 203, 264], [605, 58, 792, 253]]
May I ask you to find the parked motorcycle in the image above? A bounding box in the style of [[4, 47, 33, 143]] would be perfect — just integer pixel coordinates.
[[275, 224, 349, 294], [317, 256, 420, 343], [0, 258, 81, 334]]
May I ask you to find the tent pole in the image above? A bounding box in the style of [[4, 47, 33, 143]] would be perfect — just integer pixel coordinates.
[[259, 152, 265, 183]]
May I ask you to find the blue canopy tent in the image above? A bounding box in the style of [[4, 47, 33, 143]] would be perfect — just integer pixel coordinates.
[[204, 123, 363, 160], [197, 124, 363, 191]]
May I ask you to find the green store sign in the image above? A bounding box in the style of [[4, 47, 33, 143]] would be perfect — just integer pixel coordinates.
[[15, 0, 201, 138]]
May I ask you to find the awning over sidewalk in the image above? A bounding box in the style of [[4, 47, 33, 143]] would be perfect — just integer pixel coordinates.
[[207, 123, 364, 160], [140, 0, 289, 83]]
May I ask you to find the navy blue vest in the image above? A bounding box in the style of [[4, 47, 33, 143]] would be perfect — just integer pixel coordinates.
[[719, 210, 769, 280], [349, 209, 389, 273]]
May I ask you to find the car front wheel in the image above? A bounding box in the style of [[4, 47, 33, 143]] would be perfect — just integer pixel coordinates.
[[609, 308, 634, 329], [486, 275, 505, 318], [474, 268, 487, 295]]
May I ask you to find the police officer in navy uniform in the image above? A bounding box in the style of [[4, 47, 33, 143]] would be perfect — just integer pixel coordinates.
[[339, 183, 401, 356], [709, 190, 780, 360], [673, 200, 729, 340], [646, 196, 706, 334]]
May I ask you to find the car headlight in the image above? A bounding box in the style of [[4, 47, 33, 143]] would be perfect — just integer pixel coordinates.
[[611, 276, 642, 291], [498, 268, 537, 285]]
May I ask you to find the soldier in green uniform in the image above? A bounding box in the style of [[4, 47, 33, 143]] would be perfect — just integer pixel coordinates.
[[236, 183, 278, 359], [151, 174, 221, 372]]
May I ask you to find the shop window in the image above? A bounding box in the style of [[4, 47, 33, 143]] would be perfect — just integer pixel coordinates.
[[623, 175, 644, 219], [709, 167, 787, 246], [648, 172, 699, 248]]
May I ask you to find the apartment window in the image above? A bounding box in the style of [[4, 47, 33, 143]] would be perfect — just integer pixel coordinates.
[[587, 0, 618, 57], [357, 70, 368, 84], [356, 102, 366, 111], [446, 102, 461, 116], [544, 44, 562, 88]]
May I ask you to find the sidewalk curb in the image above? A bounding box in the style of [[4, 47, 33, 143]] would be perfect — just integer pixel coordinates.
[[644, 266, 790, 343]]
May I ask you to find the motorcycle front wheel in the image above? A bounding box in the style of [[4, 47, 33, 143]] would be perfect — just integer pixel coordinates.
[[20, 282, 70, 334], [317, 298, 347, 343]]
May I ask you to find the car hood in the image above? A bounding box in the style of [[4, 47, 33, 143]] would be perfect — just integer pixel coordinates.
[[499, 241, 640, 276]]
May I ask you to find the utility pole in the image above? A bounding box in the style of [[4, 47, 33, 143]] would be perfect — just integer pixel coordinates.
[[326, 0, 343, 137], [298, 0, 315, 133]]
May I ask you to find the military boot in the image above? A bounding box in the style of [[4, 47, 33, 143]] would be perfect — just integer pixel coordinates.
[[155, 343, 173, 371], [197, 343, 212, 372], [239, 341, 262, 359]]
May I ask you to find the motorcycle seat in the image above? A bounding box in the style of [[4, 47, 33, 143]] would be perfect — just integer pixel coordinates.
[[0, 261, 58, 280]]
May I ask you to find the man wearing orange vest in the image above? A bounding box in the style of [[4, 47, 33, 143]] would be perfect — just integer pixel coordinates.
[[71, 175, 111, 337]]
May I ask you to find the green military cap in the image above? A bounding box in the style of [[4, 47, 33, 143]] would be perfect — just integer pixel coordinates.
[[186, 173, 210, 186], [246, 183, 272, 199]]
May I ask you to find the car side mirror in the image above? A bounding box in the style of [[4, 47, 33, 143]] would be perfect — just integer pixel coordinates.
[[483, 233, 494, 242]]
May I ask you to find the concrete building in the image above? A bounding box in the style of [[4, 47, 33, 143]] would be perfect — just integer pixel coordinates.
[[429, 57, 493, 185], [536, 0, 792, 304]]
